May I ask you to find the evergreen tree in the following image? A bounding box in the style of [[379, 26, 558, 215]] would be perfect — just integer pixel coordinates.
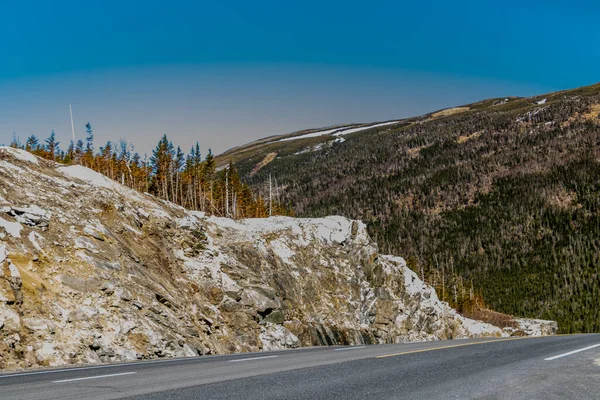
[[10, 133, 20, 148], [25, 135, 39, 152], [150, 134, 175, 201], [99, 141, 114, 178], [65, 141, 75, 164], [83, 122, 94, 167], [44, 130, 59, 161], [75, 139, 85, 163]]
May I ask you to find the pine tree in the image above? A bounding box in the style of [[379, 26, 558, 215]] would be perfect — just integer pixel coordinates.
[[65, 141, 75, 164], [173, 146, 185, 204], [75, 139, 85, 163], [150, 134, 175, 201], [99, 141, 114, 178], [44, 130, 59, 161], [117, 139, 133, 186], [10, 133, 20, 148], [25, 135, 39, 152], [84, 122, 94, 167]]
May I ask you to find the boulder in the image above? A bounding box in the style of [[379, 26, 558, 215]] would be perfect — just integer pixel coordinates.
[[0, 304, 21, 333], [58, 275, 101, 293], [239, 288, 280, 312], [22, 317, 49, 332], [67, 307, 98, 322], [263, 310, 285, 325]]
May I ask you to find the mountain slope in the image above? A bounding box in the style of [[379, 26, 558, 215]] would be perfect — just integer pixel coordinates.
[[220, 82, 600, 333], [0, 147, 553, 370]]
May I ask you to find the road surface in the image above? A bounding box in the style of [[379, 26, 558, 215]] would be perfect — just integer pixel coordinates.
[[1, 334, 599, 399]]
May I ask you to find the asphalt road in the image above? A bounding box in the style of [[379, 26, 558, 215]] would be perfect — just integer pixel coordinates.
[[1, 334, 599, 399]]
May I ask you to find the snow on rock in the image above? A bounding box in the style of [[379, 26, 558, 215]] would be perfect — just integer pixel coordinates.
[[0, 242, 6, 264], [275, 121, 401, 143], [0, 216, 23, 238], [0, 148, 555, 371], [459, 318, 503, 336], [277, 127, 349, 142], [3, 205, 50, 227], [7, 261, 21, 279], [332, 121, 402, 137], [0, 146, 39, 165], [59, 165, 117, 189], [206, 215, 368, 247]]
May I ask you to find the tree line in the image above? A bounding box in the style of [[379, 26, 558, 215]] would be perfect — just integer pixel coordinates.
[[9, 124, 290, 219]]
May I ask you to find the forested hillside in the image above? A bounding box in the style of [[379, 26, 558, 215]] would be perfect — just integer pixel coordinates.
[[235, 83, 600, 333], [8, 128, 288, 218]]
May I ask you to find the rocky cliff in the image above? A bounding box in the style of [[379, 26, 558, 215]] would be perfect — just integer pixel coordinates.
[[0, 146, 556, 370]]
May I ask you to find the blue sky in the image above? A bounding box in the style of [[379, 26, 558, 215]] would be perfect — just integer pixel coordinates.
[[1, 0, 598, 155]]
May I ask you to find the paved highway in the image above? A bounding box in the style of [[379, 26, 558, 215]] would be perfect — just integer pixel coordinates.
[[1, 334, 599, 399]]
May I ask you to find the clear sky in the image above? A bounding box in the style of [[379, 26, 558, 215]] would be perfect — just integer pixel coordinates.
[[1, 0, 598, 156]]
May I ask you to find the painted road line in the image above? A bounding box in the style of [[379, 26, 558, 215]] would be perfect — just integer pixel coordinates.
[[334, 346, 367, 351], [544, 344, 600, 361], [376, 337, 542, 359], [0, 357, 204, 379], [53, 372, 137, 383], [229, 356, 279, 363]]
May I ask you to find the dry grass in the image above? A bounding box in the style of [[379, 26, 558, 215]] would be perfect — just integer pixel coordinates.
[[457, 131, 482, 144], [432, 107, 470, 119], [562, 103, 600, 128], [406, 144, 431, 158], [462, 307, 518, 329], [546, 186, 578, 210], [583, 103, 600, 120]]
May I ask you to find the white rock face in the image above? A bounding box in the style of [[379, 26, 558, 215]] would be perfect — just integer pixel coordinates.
[[0, 303, 21, 334], [0, 149, 556, 370]]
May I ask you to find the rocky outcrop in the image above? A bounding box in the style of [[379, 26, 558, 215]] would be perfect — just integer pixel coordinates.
[[0, 147, 556, 370]]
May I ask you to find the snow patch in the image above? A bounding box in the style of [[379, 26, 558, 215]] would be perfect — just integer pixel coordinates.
[[333, 121, 401, 137], [14, 205, 50, 218], [276, 121, 401, 143], [0, 216, 23, 238], [277, 127, 350, 142], [206, 215, 363, 246], [0, 243, 6, 264], [59, 165, 116, 189], [28, 231, 45, 253], [270, 239, 295, 264], [8, 261, 21, 279], [0, 160, 26, 174], [459, 317, 501, 335], [0, 146, 40, 165]]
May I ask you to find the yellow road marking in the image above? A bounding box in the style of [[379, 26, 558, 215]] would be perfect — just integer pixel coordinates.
[[376, 336, 547, 359]]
